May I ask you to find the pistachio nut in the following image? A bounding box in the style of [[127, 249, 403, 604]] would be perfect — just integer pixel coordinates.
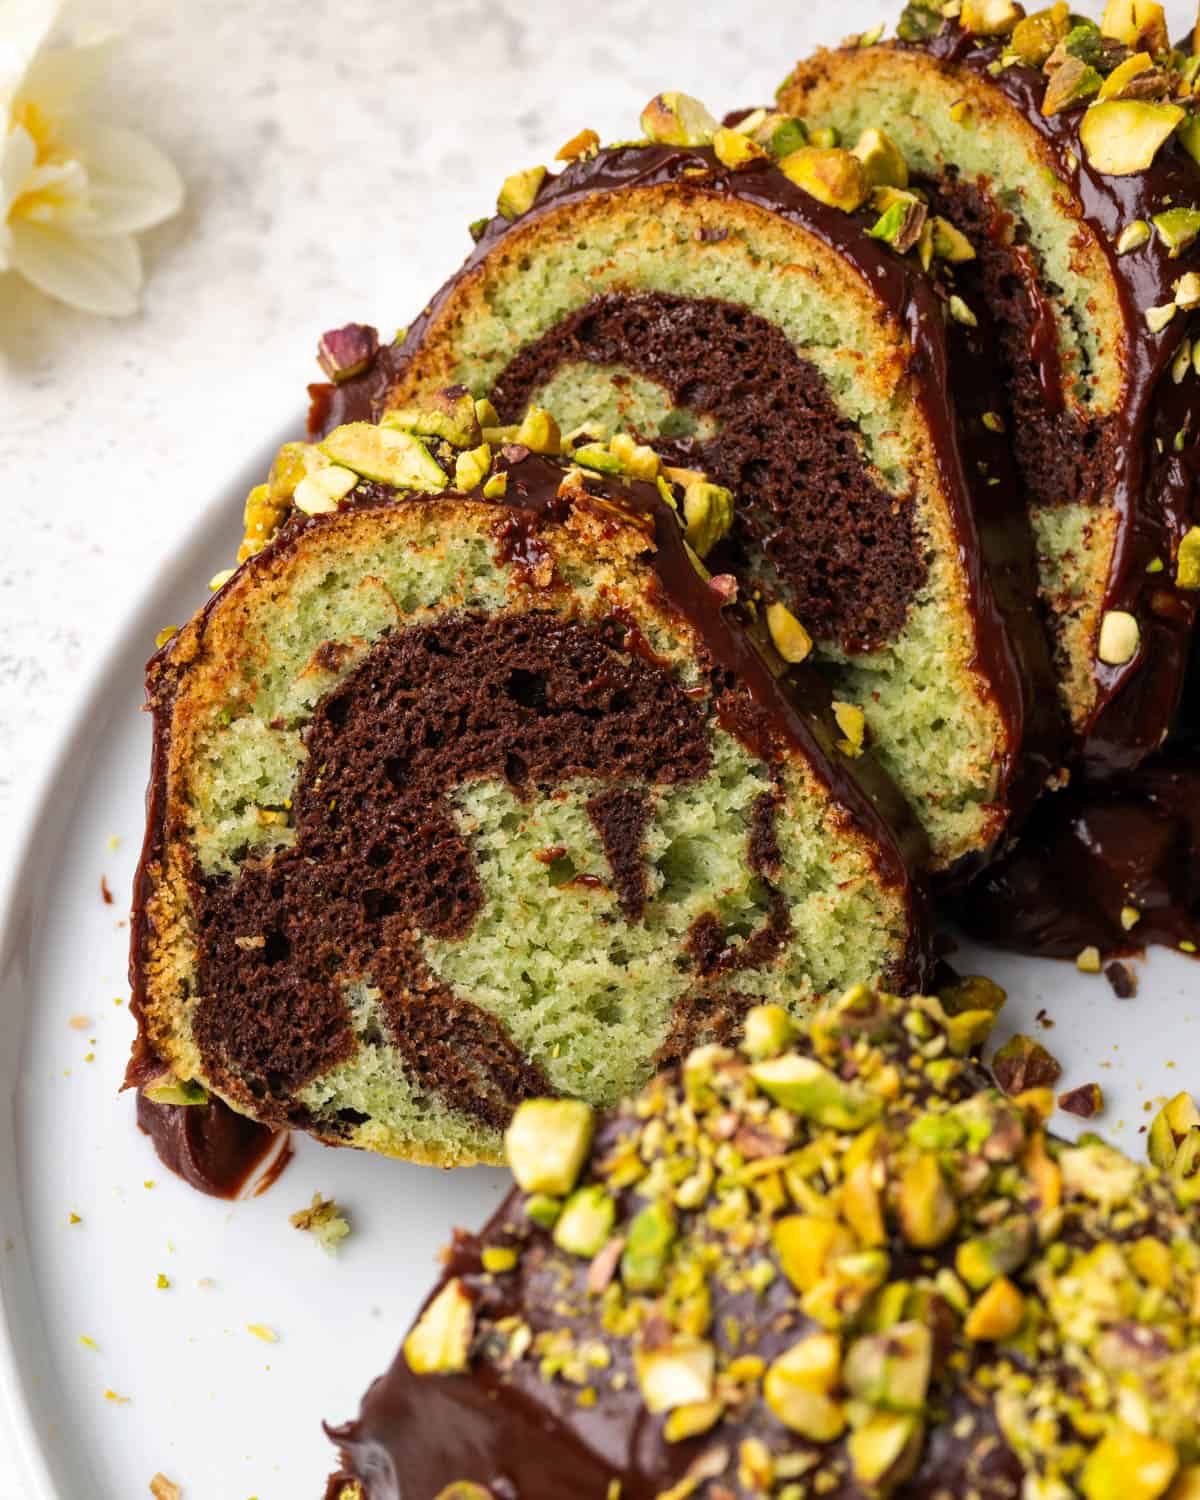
[[843, 1322, 932, 1411], [553, 1185, 616, 1258], [497, 166, 547, 220], [765, 601, 813, 663], [1153, 207, 1200, 257], [772, 1215, 856, 1293], [640, 92, 718, 147], [896, 1154, 959, 1248], [963, 1276, 1025, 1340], [712, 126, 768, 171], [1042, 56, 1103, 116], [1011, 5, 1071, 66], [751, 1054, 882, 1130], [382, 386, 482, 448], [682, 480, 734, 557], [1099, 0, 1169, 54], [317, 323, 379, 383], [455, 443, 493, 492], [852, 127, 909, 189], [1079, 1422, 1178, 1500], [1176, 526, 1200, 589], [319, 423, 448, 492], [961, 0, 1023, 34], [514, 406, 562, 455], [848, 1412, 923, 1486], [763, 1337, 846, 1439], [1098, 609, 1140, 665], [504, 1098, 595, 1196], [1079, 101, 1184, 176], [403, 1278, 474, 1374], [777, 147, 869, 212], [621, 1200, 678, 1292], [634, 1336, 715, 1412], [741, 1004, 796, 1060]]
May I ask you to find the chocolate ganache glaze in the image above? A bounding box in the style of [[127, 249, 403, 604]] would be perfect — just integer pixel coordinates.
[[309, 142, 1063, 870], [127, 447, 931, 1182], [909, 23, 1200, 773]]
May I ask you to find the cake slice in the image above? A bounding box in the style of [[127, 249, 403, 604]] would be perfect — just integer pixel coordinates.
[[780, 4, 1200, 769], [325, 981, 1200, 1500], [128, 399, 928, 1168], [308, 100, 1062, 873]]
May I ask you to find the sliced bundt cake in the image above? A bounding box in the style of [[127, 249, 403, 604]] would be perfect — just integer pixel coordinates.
[[307, 102, 1062, 874], [325, 983, 1200, 1500], [781, 4, 1200, 770], [128, 400, 929, 1168]]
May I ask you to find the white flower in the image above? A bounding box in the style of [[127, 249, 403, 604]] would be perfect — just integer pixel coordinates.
[[0, 0, 183, 316]]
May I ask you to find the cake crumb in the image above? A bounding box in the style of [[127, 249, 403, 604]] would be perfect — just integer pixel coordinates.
[[290, 1193, 351, 1253], [1105, 961, 1138, 999], [150, 1476, 180, 1500], [68, 1014, 92, 1030], [100, 875, 114, 905], [1059, 1082, 1104, 1119]]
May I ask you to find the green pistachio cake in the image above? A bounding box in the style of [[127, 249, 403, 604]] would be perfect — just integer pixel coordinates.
[[325, 979, 1200, 1500], [129, 396, 928, 1168], [781, 0, 1200, 768], [309, 98, 1061, 874]]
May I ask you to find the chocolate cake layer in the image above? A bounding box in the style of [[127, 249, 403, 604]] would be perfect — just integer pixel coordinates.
[[489, 291, 927, 656]]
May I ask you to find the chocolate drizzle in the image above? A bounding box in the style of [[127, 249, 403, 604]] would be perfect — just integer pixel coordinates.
[[135, 1090, 290, 1200], [311, 141, 1062, 866], [911, 25, 1200, 772]]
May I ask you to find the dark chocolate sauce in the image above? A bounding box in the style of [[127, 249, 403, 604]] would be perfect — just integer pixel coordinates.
[[312, 142, 1063, 870], [135, 1090, 290, 1199], [915, 26, 1200, 772]]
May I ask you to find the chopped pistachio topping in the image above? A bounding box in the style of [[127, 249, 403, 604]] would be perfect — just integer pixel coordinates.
[[777, 147, 869, 212], [640, 93, 717, 148], [1080, 101, 1184, 176], [765, 601, 813, 663], [1098, 609, 1141, 664], [505, 1099, 595, 1196], [497, 165, 546, 220], [1117, 219, 1152, 254], [397, 979, 1199, 1492], [290, 1193, 351, 1253], [1176, 526, 1200, 589]]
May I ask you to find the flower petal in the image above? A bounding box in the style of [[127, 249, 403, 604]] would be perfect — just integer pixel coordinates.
[[9, 219, 141, 315], [69, 121, 183, 235], [21, 33, 119, 118], [0, 123, 37, 219], [0, 0, 64, 115]]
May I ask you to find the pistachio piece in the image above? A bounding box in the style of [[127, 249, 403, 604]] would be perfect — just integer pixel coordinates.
[[868, 192, 928, 254], [481, 471, 508, 500], [1170, 1127, 1200, 1203], [747, 113, 808, 159], [939, 973, 1007, 1015], [480, 1245, 518, 1273], [1146, 301, 1177, 332], [553, 1184, 616, 1258], [841, 1129, 887, 1247], [772, 1215, 856, 1292], [931, 216, 976, 262], [777, 147, 869, 212], [852, 127, 909, 189], [947, 294, 978, 327], [455, 443, 493, 492], [382, 386, 482, 448], [1042, 56, 1103, 115], [963, 1276, 1025, 1340], [763, 1337, 846, 1439], [142, 1076, 209, 1107], [524, 1194, 562, 1230], [1098, 609, 1140, 665], [403, 1278, 474, 1374], [663, 1400, 723, 1443], [293, 465, 359, 516], [833, 700, 866, 757], [896, 2, 944, 42], [504, 1098, 595, 1196], [290, 1193, 351, 1253], [992, 1033, 1062, 1095], [1181, 117, 1200, 170], [848, 1412, 922, 1487], [1176, 272, 1200, 309], [961, 0, 1023, 33], [317, 323, 379, 383], [634, 1336, 714, 1411], [319, 423, 448, 493], [1079, 1422, 1178, 1500], [640, 93, 718, 147], [1176, 526, 1200, 589], [556, 128, 600, 162], [712, 126, 768, 170], [896, 1154, 959, 1248], [682, 480, 734, 557], [1011, 5, 1071, 66], [610, 432, 661, 481], [514, 406, 562, 455], [1099, 0, 1169, 53], [497, 166, 547, 220], [574, 443, 624, 474], [1153, 207, 1200, 257], [1060, 1141, 1140, 1208], [1079, 101, 1184, 176], [751, 1055, 882, 1130], [621, 1200, 678, 1292], [1098, 51, 1155, 101], [1149, 1092, 1200, 1168], [954, 1216, 1033, 1289], [765, 601, 813, 663], [843, 1322, 932, 1411], [1117, 219, 1152, 254], [1059, 1081, 1104, 1118], [741, 1004, 796, 1060], [432, 1486, 493, 1500]]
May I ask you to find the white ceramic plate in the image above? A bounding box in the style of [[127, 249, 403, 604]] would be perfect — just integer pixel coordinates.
[[1, 421, 1197, 1500]]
